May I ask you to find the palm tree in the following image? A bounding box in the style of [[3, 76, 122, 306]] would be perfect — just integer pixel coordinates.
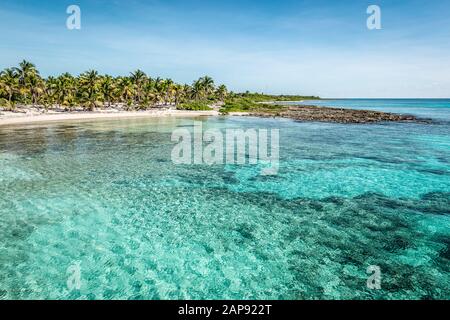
[[163, 78, 175, 105], [182, 84, 192, 102], [173, 84, 186, 105], [0, 68, 19, 109], [79, 70, 101, 111], [14, 60, 38, 84], [52, 73, 77, 110], [116, 77, 135, 109], [100, 75, 115, 108], [28, 74, 45, 106], [13, 60, 39, 103], [192, 78, 204, 100], [215, 84, 228, 101], [44, 76, 57, 106], [201, 76, 215, 96], [130, 70, 147, 104]]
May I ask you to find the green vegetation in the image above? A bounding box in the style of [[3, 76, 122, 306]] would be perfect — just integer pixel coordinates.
[[232, 92, 320, 103], [0, 60, 319, 113], [220, 92, 320, 114], [0, 60, 229, 111], [177, 101, 212, 111]]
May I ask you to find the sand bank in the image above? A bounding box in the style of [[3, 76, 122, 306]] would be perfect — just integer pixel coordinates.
[[0, 110, 219, 126]]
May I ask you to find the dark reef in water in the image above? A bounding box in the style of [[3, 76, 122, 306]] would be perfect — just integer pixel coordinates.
[[248, 105, 423, 124]]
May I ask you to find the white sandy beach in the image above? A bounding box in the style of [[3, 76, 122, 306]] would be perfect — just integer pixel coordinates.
[[0, 109, 219, 126]]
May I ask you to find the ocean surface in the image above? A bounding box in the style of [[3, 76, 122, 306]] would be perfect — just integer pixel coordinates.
[[0, 99, 449, 299]]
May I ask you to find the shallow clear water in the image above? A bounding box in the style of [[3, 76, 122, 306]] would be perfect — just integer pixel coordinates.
[[0, 109, 449, 299]]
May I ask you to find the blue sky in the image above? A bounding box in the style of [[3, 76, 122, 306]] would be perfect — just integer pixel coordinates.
[[1, 0, 449, 97]]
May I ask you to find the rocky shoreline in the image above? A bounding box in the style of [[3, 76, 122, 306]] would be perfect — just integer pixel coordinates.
[[246, 105, 420, 124], [1, 105, 425, 126]]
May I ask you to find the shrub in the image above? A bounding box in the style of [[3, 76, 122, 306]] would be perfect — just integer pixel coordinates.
[[177, 101, 212, 111]]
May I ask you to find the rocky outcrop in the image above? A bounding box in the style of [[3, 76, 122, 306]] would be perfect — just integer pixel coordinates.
[[248, 105, 420, 124]]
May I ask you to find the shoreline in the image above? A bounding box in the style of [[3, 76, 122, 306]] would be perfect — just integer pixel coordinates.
[[0, 109, 219, 126], [0, 104, 422, 127]]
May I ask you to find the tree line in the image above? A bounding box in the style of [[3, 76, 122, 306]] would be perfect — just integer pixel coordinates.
[[0, 60, 229, 111]]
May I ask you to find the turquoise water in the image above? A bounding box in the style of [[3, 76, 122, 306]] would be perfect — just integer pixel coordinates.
[[297, 99, 450, 122], [0, 102, 449, 299]]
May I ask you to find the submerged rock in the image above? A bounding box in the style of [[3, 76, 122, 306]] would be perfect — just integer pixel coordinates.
[[249, 105, 421, 124]]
